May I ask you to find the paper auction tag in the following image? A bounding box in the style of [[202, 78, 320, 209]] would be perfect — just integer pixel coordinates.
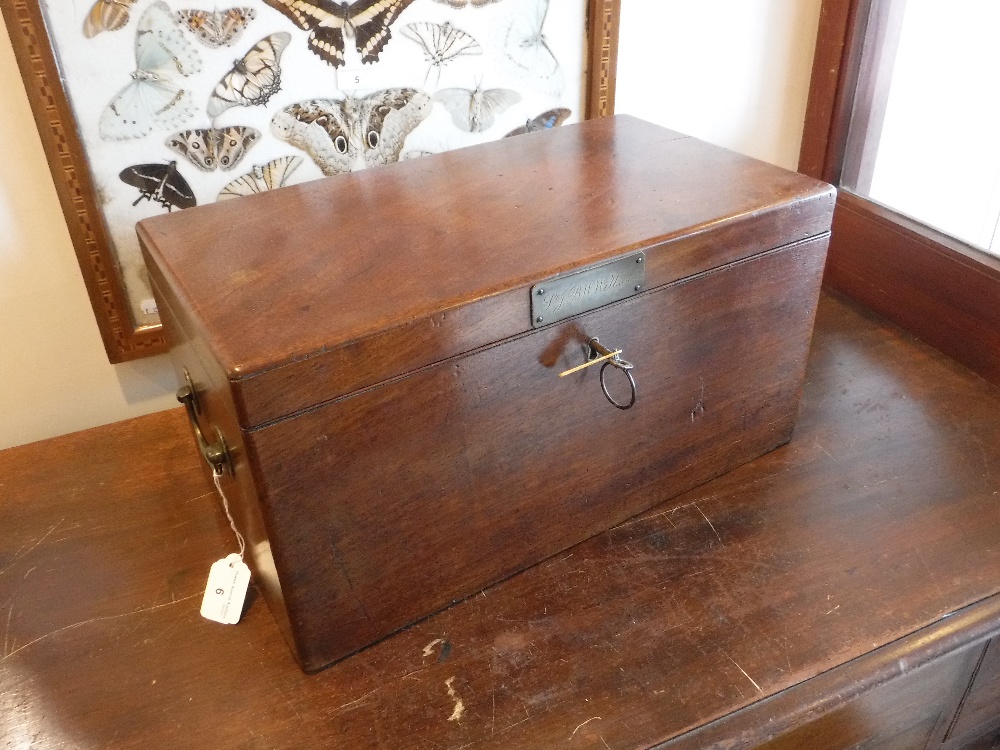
[[200, 553, 251, 625]]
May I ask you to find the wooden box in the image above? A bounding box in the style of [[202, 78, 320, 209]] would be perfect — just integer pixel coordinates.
[[139, 115, 835, 673]]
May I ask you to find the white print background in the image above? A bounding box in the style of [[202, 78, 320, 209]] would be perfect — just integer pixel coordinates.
[[42, 0, 587, 327]]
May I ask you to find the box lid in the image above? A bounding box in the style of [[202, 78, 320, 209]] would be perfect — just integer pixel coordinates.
[[139, 115, 835, 430]]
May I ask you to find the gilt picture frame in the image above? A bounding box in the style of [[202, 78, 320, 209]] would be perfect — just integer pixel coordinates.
[[2, 0, 619, 363]]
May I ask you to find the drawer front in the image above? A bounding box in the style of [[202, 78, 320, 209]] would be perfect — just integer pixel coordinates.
[[247, 236, 828, 671]]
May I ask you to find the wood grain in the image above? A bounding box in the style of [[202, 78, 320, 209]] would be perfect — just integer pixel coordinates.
[[824, 191, 1000, 387], [139, 116, 834, 426], [246, 237, 827, 670], [3, 293, 1000, 748], [141, 117, 834, 669]]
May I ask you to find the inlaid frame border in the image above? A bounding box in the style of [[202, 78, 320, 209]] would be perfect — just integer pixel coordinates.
[[2, 0, 621, 363]]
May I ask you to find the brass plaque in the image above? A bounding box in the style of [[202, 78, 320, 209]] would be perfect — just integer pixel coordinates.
[[530, 251, 646, 327]]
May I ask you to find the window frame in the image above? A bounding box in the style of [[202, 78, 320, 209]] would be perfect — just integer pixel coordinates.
[[800, 0, 1000, 386]]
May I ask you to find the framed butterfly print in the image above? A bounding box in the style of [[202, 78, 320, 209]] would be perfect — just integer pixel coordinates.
[[2, 0, 620, 362]]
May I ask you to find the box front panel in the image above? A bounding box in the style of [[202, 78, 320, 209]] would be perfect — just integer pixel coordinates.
[[247, 236, 828, 671]]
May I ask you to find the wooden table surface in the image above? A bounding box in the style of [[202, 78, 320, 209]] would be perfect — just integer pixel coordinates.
[[2, 292, 1000, 749]]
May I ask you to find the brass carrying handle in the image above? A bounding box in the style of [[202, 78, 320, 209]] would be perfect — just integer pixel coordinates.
[[177, 369, 231, 474]]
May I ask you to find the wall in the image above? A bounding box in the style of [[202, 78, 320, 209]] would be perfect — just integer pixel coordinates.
[[0, 17, 179, 451], [0, 0, 822, 449], [616, 0, 823, 171]]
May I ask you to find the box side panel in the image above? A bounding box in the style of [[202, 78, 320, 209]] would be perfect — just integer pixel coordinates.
[[145, 257, 302, 665], [245, 235, 829, 671], [232, 190, 835, 428]]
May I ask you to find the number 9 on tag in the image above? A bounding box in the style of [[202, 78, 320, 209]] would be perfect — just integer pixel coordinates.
[[201, 553, 251, 625]]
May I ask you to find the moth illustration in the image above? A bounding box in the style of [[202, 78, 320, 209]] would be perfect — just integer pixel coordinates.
[[166, 126, 261, 171], [261, 0, 417, 68], [433, 85, 520, 132], [430, 0, 502, 6], [176, 7, 256, 48], [207, 33, 291, 118], [217, 156, 303, 200], [498, 0, 563, 96], [119, 161, 197, 211], [83, 0, 139, 37], [99, 2, 202, 140], [401, 21, 481, 85], [271, 89, 431, 176], [504, 107, 569, 137]]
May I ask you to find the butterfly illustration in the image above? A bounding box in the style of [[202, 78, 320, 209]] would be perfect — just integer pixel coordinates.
[[217, 156, 303, 200], [83, 0, 139, 37], [261, 0, 416, 68], [401, 22, 481, 85], [166, 126, 261, 171], [430, 0, 502, 6], [504, 107, 570, 137], [271, 89, 431, 176], [99, 2, 202, 140], [176, 8, 256, 48], [433, 84, 520, 133], [119, 161, 197, 211], [498, 0, 563, 96], [207, 33, 291, 118]]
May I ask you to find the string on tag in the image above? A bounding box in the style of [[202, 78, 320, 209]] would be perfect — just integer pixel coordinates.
[[212, 466, 246, 559]]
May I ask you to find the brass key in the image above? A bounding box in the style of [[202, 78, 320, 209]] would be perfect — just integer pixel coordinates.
[[559, 338, 637, 410]]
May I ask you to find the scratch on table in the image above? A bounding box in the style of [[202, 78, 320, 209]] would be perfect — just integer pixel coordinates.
[[724, 652, 763, 692], [143, 618, 183, 646], [599, 735, 612, 749], [499, 715, 532, 734], [825, 605, 841, 615], [694, 504, 722, 542], [570, 716, 601, 738], [334, 687, 379, 712], [615, 501, 701, 530], [815, 441, 837, 462], [488, 657, 497, 736], [285, 694, 303, 720], [445, 676, 464, 722], [0, 518, 65, 577], [183, 491, 215, 505], [0, 593, 199, 662], [3, 606, 12, 657]]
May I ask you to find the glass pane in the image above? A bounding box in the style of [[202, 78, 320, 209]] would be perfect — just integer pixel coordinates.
[[841, 0, 1000, 257]]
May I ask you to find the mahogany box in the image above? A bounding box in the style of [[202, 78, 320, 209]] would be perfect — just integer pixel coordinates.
[[139, 115, 835, 673]]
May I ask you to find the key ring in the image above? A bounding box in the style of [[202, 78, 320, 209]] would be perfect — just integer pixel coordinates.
[[557, 337, 638, 410], [590, 338, 636, 410], [599, 360, 637, 409]]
